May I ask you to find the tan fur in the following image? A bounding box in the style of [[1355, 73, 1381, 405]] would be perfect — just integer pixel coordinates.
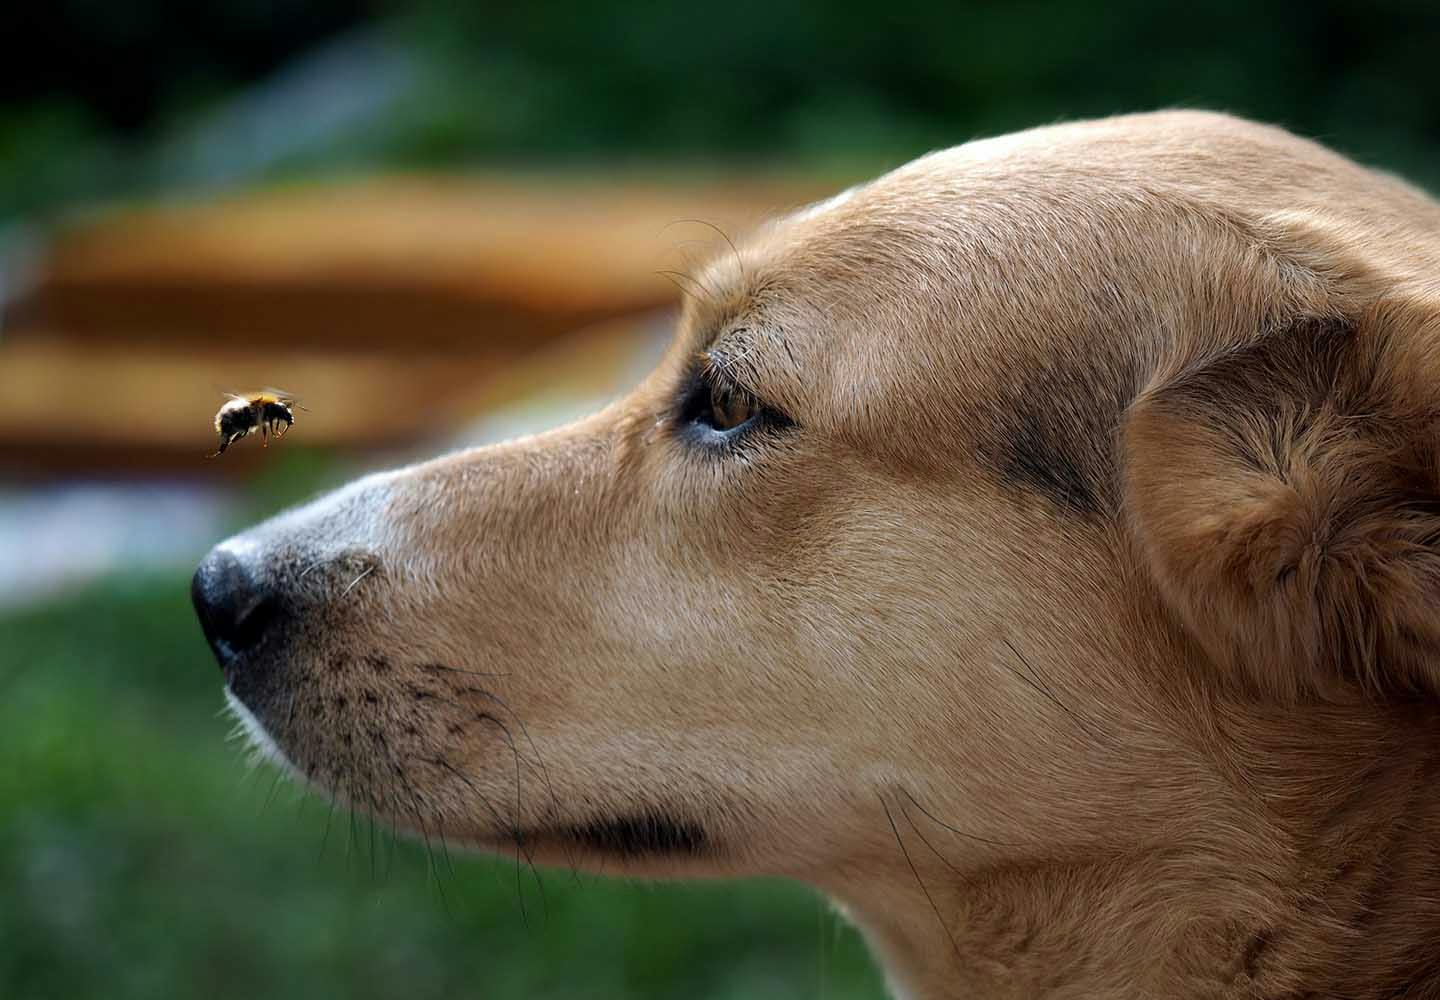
[[208, 111, 1440, 998]]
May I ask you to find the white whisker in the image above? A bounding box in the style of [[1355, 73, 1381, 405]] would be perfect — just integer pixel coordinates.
[[340, 565, 376, 599]]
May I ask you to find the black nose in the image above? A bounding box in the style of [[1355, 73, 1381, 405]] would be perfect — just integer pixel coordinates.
[[191, 547, 283, 669]]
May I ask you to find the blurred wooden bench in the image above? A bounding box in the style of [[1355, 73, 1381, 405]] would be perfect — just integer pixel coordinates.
[[0, 173, 828, 474]]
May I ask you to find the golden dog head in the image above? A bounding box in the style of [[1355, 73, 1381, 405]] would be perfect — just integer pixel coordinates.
[[195, 111, 1440, 998]]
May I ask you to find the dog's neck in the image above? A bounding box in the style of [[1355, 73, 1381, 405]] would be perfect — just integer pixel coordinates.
[[837, 701, 1440, 1000]]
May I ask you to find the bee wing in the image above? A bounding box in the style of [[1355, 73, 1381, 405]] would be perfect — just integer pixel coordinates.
[[260, 387, 308, 411]]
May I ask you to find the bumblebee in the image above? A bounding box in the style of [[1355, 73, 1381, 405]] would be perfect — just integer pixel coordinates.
[[209, 391, 301, 457]]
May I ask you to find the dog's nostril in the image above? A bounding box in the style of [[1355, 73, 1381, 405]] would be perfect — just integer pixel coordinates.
[[191, 548, 284, 668]]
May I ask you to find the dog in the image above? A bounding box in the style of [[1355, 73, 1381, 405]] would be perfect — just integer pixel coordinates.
[[193, 110, 1440, 999]]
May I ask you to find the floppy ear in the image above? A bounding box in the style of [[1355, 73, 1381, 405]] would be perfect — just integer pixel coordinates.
[[1124, 308, 1440, 700]]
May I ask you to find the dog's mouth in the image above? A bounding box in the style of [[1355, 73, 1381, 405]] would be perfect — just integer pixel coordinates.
[[543, 812, 710, 859], [463, 812, 712, 869], [223, 680, 715, 865]]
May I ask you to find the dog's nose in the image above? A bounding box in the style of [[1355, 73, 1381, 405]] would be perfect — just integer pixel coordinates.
[[191, 547, 283, 668]]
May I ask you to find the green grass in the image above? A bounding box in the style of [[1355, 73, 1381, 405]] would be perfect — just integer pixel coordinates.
[[0, 576, 886, 1000]]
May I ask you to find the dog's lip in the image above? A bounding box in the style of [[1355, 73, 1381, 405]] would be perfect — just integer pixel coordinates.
[[218, 647, 286, 720], [510, 812, 711, 859], [209, 639, 243, 675], [213, 646, 257, 694], [223, 686, 300, 775]]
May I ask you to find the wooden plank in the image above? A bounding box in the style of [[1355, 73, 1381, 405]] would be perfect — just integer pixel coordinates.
[[9, 174, 827, 352]]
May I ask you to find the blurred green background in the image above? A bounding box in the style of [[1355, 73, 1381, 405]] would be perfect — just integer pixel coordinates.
[[7, 0, 1440, 221], [4, 2, 1440, 998]]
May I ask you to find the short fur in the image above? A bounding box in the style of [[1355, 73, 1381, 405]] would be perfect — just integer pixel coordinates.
[[199, 111, 1440, 999]]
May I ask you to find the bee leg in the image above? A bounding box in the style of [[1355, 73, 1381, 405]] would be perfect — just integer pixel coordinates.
[[261, 422, 269, 448]]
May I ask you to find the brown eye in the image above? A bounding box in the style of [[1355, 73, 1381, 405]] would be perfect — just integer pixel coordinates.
[[708, 382, 759, 431], [675, 367, 791, 448]]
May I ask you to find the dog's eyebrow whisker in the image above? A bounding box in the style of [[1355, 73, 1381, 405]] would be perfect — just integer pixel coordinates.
[[655, 268, 713, 305], [655, 269, 698, 302], [669, 216, 746, 285], [1000, 638, 1107, 744], [879, 790, 964, 963], [680, 245, 727, 303]]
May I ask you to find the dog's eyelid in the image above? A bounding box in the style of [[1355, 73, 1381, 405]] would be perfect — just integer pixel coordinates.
[[701, 346, 779, 405], [704, 325, 806, 407], [698, 352, 757, 401]]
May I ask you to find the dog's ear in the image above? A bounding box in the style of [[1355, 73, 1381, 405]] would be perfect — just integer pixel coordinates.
[[1124, 305, 1440, 700]]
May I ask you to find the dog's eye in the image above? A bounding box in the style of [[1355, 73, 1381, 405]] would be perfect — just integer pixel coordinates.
[[675, 368, 791, 447], [705, 382, 759, 432]]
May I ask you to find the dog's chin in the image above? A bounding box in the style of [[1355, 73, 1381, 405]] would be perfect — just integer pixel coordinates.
[[224, 687, 302, 778]]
